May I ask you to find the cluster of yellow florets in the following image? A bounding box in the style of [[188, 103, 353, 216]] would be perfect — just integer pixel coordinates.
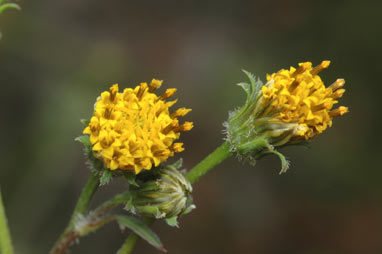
[[83, 80, 193, 174], [261, 61, 348, 139]]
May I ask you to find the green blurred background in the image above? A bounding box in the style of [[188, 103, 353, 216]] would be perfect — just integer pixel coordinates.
[[1, 0, 381, 253]]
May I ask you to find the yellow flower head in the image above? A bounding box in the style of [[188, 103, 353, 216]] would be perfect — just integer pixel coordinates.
[[83, 80, 193, 174], [225, 61, 348, 173], [261, 61, 348, 140]]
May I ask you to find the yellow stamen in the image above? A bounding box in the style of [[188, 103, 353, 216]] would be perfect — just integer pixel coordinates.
[[292, 62, 312, 76], [109, 84, 119, 102], [312, 101, 331, 112], [329, 106, 348, 117], [175, 121, 194, 132], [310, 60, 330, 75], [162, 119, 179, 134], [331, 89, 345, 99], [171, 143, 184, 152], [171, 108, 192, 118], [159, 88, 177, 100], [289, 75, 304, 92], [329, 79, 345, 91], [136, 82, 148, 99], [149, 79, 163, 92]]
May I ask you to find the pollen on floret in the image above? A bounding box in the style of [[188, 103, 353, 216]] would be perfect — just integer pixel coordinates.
[[83, 81, 192, 174], [261, 61, 348, 139]]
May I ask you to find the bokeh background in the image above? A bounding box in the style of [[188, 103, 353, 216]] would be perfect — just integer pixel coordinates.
[[1, 0, 381, 253]]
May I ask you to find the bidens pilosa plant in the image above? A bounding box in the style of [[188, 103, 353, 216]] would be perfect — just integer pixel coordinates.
[[47, 61, 348, 254], [0, 2, 350, 253], [1, 61, 346, 254]]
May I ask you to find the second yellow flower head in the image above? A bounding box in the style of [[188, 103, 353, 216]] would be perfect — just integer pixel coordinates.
[[261, 61, 348, 140], [225, 61, 348, 172]]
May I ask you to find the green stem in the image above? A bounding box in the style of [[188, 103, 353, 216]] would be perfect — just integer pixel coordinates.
[[0, 187, 14, 254], [117, 232, 140, 254], [117, 142, 233, 253], [70, 171, 100, 218], [116, 217, 154, 254], [93, 191, 131, 217], [186, 141, 232, 184], [50, 171, 100, 254]]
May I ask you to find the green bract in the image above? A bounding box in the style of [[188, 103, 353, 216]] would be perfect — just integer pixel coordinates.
[[125, 160, 195, 227], [224, 71, 291, 173]]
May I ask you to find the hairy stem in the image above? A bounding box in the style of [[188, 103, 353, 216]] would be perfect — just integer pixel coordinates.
[[186, 141, 232, 184], [50, 171, 100, 254], [0, 187, 14, 254], [92, 191, 132, 217]]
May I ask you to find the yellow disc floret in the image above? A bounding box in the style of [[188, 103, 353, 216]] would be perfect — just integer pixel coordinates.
[[83, 80, 193, 174], [261, 61, 348, 139]]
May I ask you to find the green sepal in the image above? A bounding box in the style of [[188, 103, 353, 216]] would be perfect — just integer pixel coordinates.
[[134, 181, 159, 192], [133, 205, 166, 219], [75, 135, 91, 148], [236, 138, 272, 155], [237, 82, 252, 99], [282, 139, 312, 149], [123, 195, 134, 211], [80, 119, 90, 126], [241, 69, 263, 102], [75, 135, 107, 174], [181, 204, 196, 216], [0, 3, 20, 15], [172, 158, 183, 170], [165, 216, 179, 228], [124, 172, 139, 187], [263, 150, 290, 174], [99, 170, 113, 186], [116, 215, 166, 252]]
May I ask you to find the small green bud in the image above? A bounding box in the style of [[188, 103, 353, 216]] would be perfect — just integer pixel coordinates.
[[126, 162, 195, 220]]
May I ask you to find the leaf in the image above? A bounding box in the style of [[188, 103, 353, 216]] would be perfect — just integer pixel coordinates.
[[116, 215, 166, 252], [75, 135, 91, 147], [100, 170, 113, 186]]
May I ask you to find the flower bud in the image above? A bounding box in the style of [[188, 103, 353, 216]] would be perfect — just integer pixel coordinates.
[[126, 161, 195, 222], [225, 62, 348, 173]]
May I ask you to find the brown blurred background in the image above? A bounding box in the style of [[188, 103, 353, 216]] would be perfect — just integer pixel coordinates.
[[0, 0, 381, 253]]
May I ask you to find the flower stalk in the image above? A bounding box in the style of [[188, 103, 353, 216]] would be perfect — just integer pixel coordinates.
[[186, 141, 232, 184], [50, 171, 100, 254], [0, 187, 14, 254]]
